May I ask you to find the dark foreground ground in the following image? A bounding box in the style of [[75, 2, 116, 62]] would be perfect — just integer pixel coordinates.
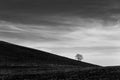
[[0, 66, 120, 80]]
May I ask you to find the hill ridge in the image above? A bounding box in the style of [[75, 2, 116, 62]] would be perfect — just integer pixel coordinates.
[[0, 40, 99, 67]]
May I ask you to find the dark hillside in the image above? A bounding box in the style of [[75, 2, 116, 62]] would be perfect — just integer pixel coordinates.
[[0, 41, 99, 67]]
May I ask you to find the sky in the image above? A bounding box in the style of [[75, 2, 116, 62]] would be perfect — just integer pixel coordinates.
[[0, 0, 120, 66]]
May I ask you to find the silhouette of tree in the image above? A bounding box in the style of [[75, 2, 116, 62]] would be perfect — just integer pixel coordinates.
[[75, 54, 83, 61]]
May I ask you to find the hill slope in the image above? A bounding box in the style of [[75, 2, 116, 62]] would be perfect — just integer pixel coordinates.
[[0, 41, 98, 67]]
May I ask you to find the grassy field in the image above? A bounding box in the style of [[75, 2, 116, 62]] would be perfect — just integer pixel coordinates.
[[0, 66, 120, 80], [0, 41, 111, 80]]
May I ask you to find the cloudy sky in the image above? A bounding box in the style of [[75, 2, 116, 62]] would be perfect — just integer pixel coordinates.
[[0, 0, 120, 66]]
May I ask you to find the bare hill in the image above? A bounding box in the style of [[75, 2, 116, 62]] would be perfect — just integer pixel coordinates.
[[0, 41, 99, 68]]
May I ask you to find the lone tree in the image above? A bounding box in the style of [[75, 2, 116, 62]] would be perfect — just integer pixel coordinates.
[[75, 54, 83, 61]]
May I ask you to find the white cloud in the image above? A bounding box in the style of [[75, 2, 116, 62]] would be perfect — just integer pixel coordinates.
[[58, 22, 120, 47]]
